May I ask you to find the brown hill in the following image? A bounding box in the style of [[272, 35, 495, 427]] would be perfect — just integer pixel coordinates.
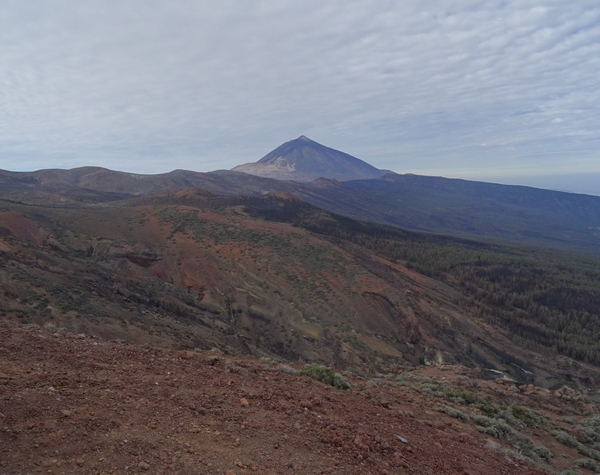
[[0, 190, 465, 370], [2, 189, 600, 394], [5, 318, 597, 475], [3, 163, 600, 255]]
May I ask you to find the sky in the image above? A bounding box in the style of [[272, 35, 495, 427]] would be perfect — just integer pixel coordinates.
[[1, 1, 600, 195]]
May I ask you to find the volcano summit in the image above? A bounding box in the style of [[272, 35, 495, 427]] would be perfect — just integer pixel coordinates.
[[232, 135, 388, 182]]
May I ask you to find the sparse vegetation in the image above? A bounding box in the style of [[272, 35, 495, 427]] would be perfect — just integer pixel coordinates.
[[300, 364, 351, 390], [577, 415, 600, 444], [246, 196, 600, 366], [417, 383, 496, 416], [276, 363, 298, 375], [552, 430, 600, 461], [440, 405, 469, 422], [574, 458, 598, 471], [472, 414, 550, 462], [506, 404, 545, 427], [532, 445, 551, 462]]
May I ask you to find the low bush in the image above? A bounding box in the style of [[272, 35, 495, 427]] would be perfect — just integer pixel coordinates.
[[577, 415, 600, 443], [532, 445, 551, 462], [552, 430, 600, 461], [574, 458, 597, 471], [509, 404, 544, 427], [300, 364, 351, 390], [276, 363, 298, 375], [473, 415, 537, 457], [552, 430, 579, 448], [417, 383, 496, 415], [440, 406, 469, 422]]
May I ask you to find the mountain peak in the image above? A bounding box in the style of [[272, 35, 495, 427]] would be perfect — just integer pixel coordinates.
[[232, 137, 387, 182]]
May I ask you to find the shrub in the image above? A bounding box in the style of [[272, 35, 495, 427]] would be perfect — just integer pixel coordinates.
[[417, 383, 496, 415], [276, 363, 298, 375], [497, 409, 524, 428], [300, 364, 351, 390], [532, 445, 551, 462], [473, 415, 535, 455], [441, 406, 469, 422], [577, 415, 600, 443], [559, 416, 575, 424], [406, 374, 433, 383], [553, 430, 585, 450], [510, 404, 542, 426], [551, 430, 600, 461], [474, 400, 497, 417], [574, 458, 597, 471], [484, 440, 547, 471]]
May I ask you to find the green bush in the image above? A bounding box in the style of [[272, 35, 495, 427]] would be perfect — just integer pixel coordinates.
[[510, 404, 542, 426], [417, 383, 496, 415], [473, 415, 536, 456], [441, 406, 469, 422], [574, 458, 597, 471], [552, 430, 580, 448], [300, 364, 351, 390], [532, 445, 551, 462], [577, 415, 600, 443], [276, 363, 298, 375], [552, 430, 600, 461]]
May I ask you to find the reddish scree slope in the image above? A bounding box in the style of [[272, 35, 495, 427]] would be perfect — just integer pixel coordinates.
[[0, 321, 547, 475]]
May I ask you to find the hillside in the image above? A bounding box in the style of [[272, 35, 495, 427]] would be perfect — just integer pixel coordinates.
[[5, 319, 600, 475], [2, 164, 600, 254], [243, 195, 600, 368], [3, 188, 600, 393], [290, 174, 600, 254], [0, 189, 510, 374], [4, 173, 600, 474]]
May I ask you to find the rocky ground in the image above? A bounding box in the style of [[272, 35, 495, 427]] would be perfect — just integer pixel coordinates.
[[1, 320, 598, 475]]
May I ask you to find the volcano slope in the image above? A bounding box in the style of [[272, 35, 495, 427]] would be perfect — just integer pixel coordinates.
[[3, 318, 597, 475], [3, 189, 600, 473], [2, 188, 600, 394], [0, 189, 483, 370]]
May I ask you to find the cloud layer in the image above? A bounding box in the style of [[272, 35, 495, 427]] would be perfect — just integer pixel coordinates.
[[1, 1, 599, 192]]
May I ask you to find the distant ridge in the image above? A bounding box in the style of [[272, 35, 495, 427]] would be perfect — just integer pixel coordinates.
[[3, 155, 600, 253], [232, 135, 388, 181]]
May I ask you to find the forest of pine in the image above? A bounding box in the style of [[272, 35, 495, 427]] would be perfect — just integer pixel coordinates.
[[243, 195, 600, 365]]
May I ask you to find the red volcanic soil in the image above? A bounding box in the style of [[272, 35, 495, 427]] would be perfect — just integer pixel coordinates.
[[0, 321, 548, 475], [0, 211, 47, 247]]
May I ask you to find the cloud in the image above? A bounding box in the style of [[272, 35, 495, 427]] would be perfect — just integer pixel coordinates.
[[0, 0, 599, 189]]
